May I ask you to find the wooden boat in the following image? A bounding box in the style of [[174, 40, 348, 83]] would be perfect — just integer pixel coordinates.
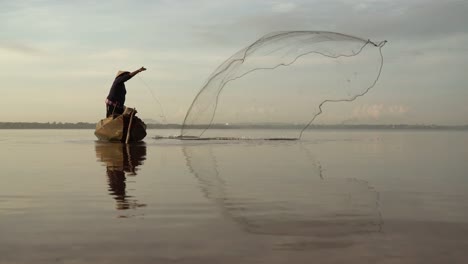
[[95, 107, 147, 142]]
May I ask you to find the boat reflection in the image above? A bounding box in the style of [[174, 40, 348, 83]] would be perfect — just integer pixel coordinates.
[[95, 142, 147, 210]]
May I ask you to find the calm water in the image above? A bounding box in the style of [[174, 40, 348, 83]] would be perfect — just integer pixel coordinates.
[[1, 129, 468, 263]]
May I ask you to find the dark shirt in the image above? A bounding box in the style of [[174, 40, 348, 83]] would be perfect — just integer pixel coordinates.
[[106, 72, 134, 106]]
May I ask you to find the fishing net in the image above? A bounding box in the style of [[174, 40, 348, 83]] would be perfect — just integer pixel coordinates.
[[180, 31, 386, 139]]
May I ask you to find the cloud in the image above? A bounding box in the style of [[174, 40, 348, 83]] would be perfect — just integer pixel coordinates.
[[196, 0, 468, 43], [272, 2, 297, 13], [333, 0, 468, 40], [0, 41, 42, 55], [388, 105, 410, 115], [352, 104, 409, 120]]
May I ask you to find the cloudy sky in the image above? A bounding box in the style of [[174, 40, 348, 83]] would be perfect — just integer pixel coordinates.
[[1, 0, 467, 125]]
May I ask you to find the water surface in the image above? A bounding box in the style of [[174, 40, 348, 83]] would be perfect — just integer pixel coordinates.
[[1, 129, 467, 263]]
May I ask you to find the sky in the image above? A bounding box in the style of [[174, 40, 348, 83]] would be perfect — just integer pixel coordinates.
[[1, 0, 467, 125]]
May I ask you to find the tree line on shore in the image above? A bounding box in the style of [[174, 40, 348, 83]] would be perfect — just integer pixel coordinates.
[[0, 122, 467, 130]]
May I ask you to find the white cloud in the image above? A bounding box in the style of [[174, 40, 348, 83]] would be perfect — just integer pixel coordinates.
[[388, 105, 409, 114], [352, 104, 409, 120], [272, 2, 297, 13], [0, 41, 42, 55]]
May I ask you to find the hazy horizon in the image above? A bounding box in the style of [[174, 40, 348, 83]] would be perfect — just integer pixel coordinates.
[[1, 120, 467, 128]]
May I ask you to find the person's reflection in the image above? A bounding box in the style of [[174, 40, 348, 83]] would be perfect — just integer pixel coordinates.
[[95, 142, 147, 210]]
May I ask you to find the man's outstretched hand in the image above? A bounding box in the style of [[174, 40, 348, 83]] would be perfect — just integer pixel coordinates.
[[130, 67, 147, 77]]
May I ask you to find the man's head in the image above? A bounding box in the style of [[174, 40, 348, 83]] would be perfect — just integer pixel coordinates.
[[116, 71, 129, 78]]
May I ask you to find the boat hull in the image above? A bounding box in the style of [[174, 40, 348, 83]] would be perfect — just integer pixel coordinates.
[[95, 111, 147, 142]]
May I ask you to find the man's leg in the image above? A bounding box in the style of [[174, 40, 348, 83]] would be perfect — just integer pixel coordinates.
[[106, 105, 114, 117]]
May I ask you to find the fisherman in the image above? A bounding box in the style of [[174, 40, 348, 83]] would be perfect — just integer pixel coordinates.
[[105, 67, 147, 117]]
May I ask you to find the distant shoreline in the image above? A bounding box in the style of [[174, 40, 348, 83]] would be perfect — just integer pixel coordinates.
[[0, 122, 467, 130]]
